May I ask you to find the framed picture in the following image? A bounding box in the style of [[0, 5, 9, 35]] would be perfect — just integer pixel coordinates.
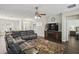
[[51, 17, 55, 22]]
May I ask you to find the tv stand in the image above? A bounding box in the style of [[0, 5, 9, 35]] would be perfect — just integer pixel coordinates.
[[44, 31, 62, 43]]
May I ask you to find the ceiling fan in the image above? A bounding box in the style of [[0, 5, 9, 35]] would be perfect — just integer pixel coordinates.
[[35, 7, 46, 19]]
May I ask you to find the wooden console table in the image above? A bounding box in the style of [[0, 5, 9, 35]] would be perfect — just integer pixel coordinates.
[[44, 31, 62, 43]]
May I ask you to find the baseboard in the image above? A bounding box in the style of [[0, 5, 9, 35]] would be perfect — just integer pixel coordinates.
[[62, 40, 68, 42]]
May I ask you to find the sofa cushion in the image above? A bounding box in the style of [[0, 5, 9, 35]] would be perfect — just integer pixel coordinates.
[[26, 30, 34, 34], [21, 35, 30, 39], [11, 31, 21, 38], [20, 31, 26, 36]]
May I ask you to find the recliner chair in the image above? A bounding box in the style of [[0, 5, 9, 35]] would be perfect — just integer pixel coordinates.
[[5, 35, 22, 54]]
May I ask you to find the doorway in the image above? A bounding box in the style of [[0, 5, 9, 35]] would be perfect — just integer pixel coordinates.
[[65, 17, 79, 53]]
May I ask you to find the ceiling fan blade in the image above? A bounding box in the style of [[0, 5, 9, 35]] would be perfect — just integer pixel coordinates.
[[35, 6, 46, 17], [40, 14, 46, 15]]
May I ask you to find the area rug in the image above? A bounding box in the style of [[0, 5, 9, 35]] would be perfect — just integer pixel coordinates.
[[17, 37, 65, 54]]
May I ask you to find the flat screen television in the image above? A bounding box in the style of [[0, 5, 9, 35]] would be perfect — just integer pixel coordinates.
[[47, 23, 58, 31]]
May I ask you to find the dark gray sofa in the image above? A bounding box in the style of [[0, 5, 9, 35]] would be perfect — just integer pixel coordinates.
[[5, 30, 37, 54], [11, 30, 37, 40]]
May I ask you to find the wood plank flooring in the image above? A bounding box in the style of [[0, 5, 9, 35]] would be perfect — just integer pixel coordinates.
[[64, 36, 79, 54]]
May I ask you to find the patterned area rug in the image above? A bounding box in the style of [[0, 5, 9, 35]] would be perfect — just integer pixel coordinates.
[[17, 37, 65, 54]]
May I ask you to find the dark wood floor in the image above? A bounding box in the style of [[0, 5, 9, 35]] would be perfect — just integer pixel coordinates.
[[63, 36, 79, 54]]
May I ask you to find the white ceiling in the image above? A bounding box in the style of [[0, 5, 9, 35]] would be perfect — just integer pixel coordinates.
[[0, 4, 79, 19]]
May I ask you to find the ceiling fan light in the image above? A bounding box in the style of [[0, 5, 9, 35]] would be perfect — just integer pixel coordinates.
[[38, 16, 41, 19], [35, 16, 41, 20], [35, 16, 38, 19]]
